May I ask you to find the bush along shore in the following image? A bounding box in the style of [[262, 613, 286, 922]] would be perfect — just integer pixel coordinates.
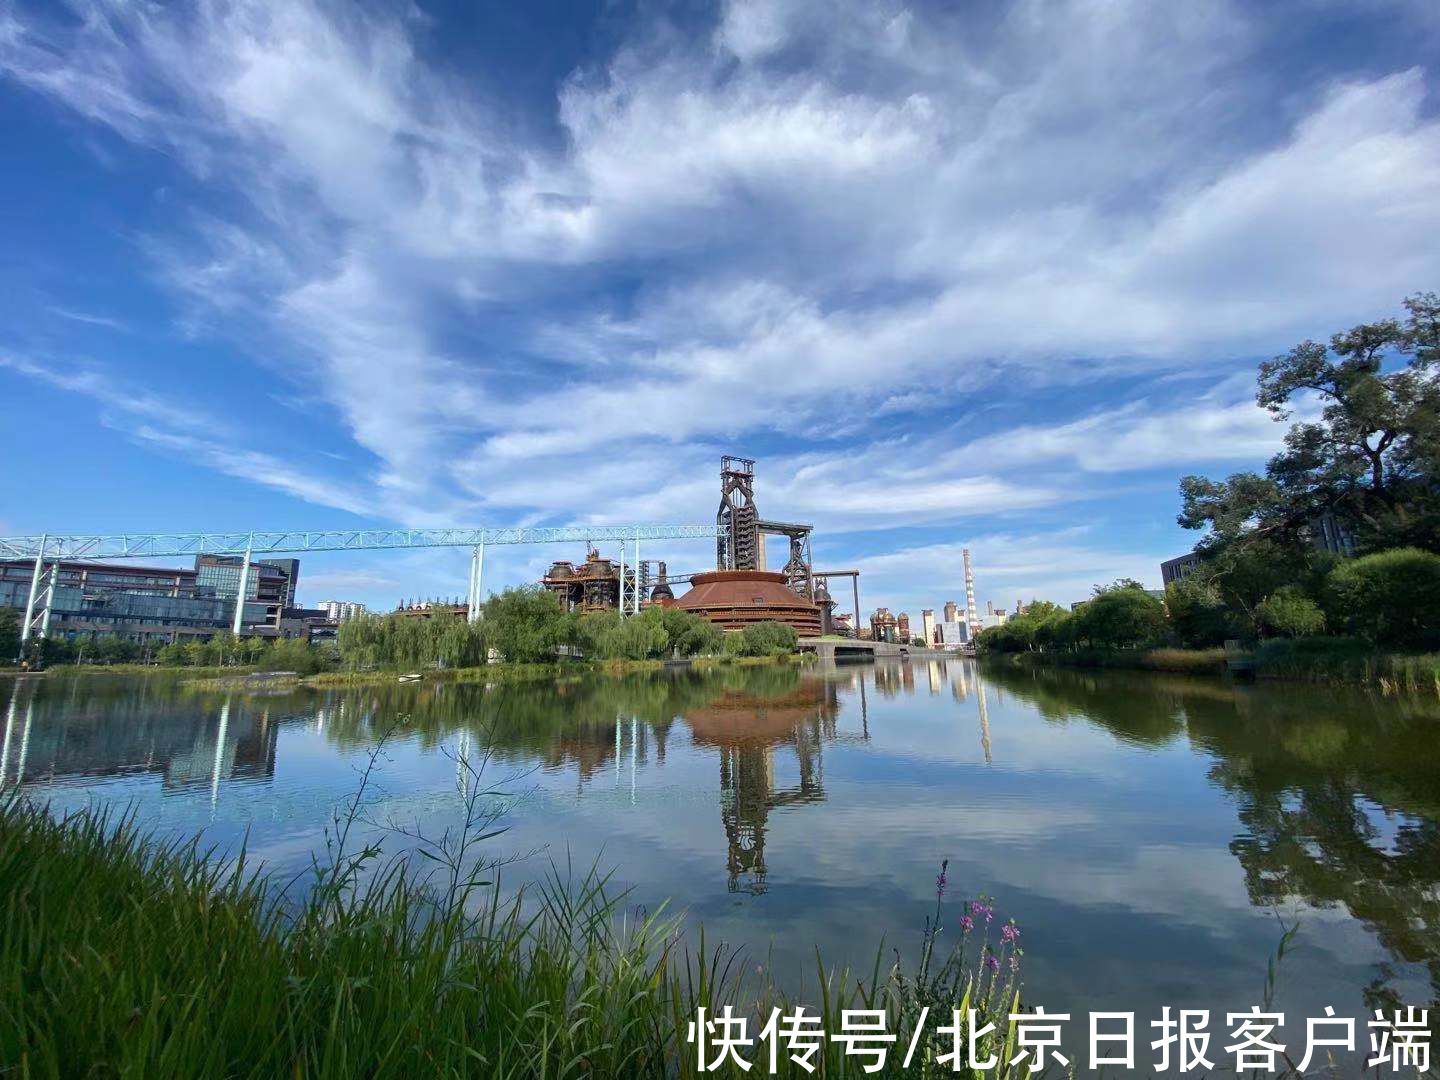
[[14, 589, 806, 686], [981, 640, 1440, 694], [0, 799, 1032, 1079], [980, 294, 1440, 695]]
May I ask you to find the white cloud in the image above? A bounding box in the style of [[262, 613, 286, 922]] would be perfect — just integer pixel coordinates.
[[1, 0, 1436, 611]]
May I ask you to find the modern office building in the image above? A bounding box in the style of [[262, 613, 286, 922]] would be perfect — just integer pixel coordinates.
[[1, 554, 304, 643], [258, 558, 301, 606], [1160, 552, 1201, 587]]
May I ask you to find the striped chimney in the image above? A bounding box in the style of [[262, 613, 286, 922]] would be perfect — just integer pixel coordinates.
[[963, 548, 980, 634]]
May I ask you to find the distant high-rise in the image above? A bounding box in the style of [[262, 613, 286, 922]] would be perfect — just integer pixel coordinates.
[[317, 600, 367, 622], [943, 600, 958, 623], [921, 609, 937, 647]]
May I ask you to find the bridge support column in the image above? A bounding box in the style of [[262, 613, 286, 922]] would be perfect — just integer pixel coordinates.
[[231, 539, 252, 636], [467, 542, 485, 623], [17, 534, 46, 657], [618, 541, 627, 618], [38, 566, 55, 638]]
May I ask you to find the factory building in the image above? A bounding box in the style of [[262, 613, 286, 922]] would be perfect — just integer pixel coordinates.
[[394, 598, 467, 618], [542, 548, 625, 613]]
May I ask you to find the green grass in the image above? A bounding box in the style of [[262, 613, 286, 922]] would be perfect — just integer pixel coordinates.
[[0, 801, 1031, 1078], [1251, 637, 1440, 694], [48, 662, 261, 678]]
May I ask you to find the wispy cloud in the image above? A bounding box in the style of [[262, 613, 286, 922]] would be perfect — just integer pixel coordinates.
[[1, 0, 1436, 609], [48, 307, 127, 331]]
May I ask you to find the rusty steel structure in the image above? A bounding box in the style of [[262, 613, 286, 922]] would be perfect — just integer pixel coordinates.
[[717, 457, 761, 572], [541, 547, 628, 614], [716, 456, 816, 599], [524, 456, 855, 636], [869, 607, 899, 643]]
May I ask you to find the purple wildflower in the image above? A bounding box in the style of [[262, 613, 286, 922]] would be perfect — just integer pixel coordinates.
[[1001, 924, 1020, 943], [1009, 955, 1020, 973], [960, 915, 974, 933], [972, 902, 994, 924], [985, 954, 1001, 972], [935, 860, 949, 900]]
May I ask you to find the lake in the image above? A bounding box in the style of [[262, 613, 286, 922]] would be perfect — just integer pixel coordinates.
[[4, 659, 1437, 1063]]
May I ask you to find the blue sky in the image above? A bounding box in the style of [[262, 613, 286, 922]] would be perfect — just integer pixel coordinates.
[[2, 0, 1438, 618]]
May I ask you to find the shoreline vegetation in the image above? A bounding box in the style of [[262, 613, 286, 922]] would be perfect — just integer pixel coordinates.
[[981, 640, 1440, 695], [5, 592, 806, 685], [27, 652, 814, 691], [977, 295, 1440, 698], [0, 798, 1031, 1078]]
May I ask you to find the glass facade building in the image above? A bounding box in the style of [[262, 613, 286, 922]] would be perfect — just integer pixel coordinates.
[[1, 555, 301, 643]]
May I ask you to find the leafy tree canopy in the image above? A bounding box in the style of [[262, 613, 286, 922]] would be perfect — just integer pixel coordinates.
[[1180, 292, 1440, 554]]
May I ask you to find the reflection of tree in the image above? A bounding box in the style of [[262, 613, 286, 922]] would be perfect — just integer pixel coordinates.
[[984, 664, 1440, 1010]]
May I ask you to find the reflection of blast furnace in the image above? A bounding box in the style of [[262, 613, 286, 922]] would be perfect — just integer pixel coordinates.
[[693, 681, 842, 894]]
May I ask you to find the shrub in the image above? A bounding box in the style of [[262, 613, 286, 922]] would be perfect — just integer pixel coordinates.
[[724, 621, 798, 657], [1326, 548, 1440, 648], [1076, 584, 1166, 648], [1255, 585, 1326, 639]]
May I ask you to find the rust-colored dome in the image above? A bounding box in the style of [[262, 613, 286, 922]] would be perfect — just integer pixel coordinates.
[[675, 570, 821, 635]]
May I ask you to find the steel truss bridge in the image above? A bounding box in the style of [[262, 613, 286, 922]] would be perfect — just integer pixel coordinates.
[[3, 524, 723, 652], [0, 525, 721, 562]]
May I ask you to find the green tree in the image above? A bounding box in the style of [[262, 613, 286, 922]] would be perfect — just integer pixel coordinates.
[[1180, 292, 1440, 554], [1076, 583, 1166, 648], [481, 588, 572, 663], [0, 608, 19, 663], [655, 607, 725, 657], [156, 642, 187, 667], [1255, 586, 1326, 639], [268, 637, 328, 675], [1164, 577, 1233, 647], [1326, 548, 1440, 649]]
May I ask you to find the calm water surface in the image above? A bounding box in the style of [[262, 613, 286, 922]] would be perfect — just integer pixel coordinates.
[[4, 660, 1438, 1055]]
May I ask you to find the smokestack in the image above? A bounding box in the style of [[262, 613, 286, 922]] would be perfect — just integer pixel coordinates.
[[963, 548, 980, 633]]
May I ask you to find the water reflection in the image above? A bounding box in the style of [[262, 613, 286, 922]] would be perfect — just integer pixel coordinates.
[[7, 660, 1440, 1030], [982, 664, 1440, 1011], [2, 678, 278, 794]]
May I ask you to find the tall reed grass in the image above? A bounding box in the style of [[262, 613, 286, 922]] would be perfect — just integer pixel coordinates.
[[0, 800, 1032, 1078], [1252, 638, 1440, 695]]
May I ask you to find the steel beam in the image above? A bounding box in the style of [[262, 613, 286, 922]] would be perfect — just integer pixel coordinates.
[[0, 524, 722, 561]]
